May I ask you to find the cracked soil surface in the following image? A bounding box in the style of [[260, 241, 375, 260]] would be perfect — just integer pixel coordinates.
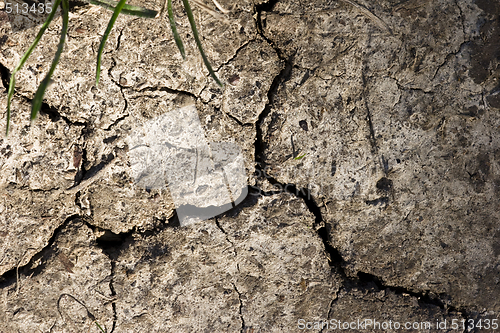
[[0, 0, 499, 332]]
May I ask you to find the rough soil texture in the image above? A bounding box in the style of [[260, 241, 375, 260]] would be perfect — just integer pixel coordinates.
[[0, 0, 499, 332]]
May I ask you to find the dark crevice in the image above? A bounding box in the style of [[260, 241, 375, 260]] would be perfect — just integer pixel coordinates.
[[85, 223, 131, 260], [252, 39, 325, 231], [254, 53, 294, 162], [251, 22, 342, 295], [215, 218, 237, 256], [0, 35, 7, 48], [135, 85, 198, 101], [214, 217, 227, 235], [224, 112, 253, 127], [39, 102, 86, 126], [255, 0, 279, 13], [165, 211, 181, 228], [325, 265, 471, 318], [7, 90, 86, 127], [317, 226, 347, 278], [68, 0, 89, 10], [215, 41, 251, 72], [356, 272, 447, 309], [232, 283, 246, 333], [71, 151, 115, 189], [365, 103, 378, 153], [104, 113, 129, 131], [264, 182, 324, 227], [254, 0, 280, 50], [353, 272, 471, 318], [253, 0, 343, 296], [95, 229, 134, 251], [0, 62, 10, 90], [78, 146, 89, 186], [255, 176, 470, 317], [108, 261, 117, 333], [115, 27, 124, 52], [361, 65, 378, 154], [92, 213, 180, 255], [225, 111, 244, 126], [103, 135, 119, 144], [86, 213, 182, 333], [324, 254, 471, 316], [365, 196, 389, 206], [252, 1, 471, 319], [0, 214, 82, 289], [255, 0, 286, 60], [39, 103, 62, 123], [431, 39, 470, 81], [105, 57, 129, 132], [92, 227, 135, 333], [74, 189, 83, 212]]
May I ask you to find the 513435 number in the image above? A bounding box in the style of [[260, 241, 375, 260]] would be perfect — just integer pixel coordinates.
[[4, 1, 53, 14]]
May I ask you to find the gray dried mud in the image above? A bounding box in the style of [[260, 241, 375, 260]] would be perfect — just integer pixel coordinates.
[[0, 0, 499, 332]]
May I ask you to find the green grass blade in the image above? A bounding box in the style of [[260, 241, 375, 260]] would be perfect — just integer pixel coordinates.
[[87, 0, 157, 18], [294, 153, 306, 160], [5, 0, 62, 135], [181, 0, 223, 87], [167, 0, 185, 59], [94, 321, 106, 333], [31, 0, 69, 122], [95, 0, 127, 86]]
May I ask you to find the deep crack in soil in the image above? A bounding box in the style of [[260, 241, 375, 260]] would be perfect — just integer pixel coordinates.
[[252, 0, 473, 320]]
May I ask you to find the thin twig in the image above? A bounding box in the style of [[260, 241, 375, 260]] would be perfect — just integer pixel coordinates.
[[64, 151, 125, 194], [211, 0, 229, 14], [57, 294, 107, 333], [340, 0, 393, 35], [191, 0, 229, 22]]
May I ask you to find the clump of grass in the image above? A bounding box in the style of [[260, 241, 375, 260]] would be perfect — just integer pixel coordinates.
[[5, 0, 223, 136]]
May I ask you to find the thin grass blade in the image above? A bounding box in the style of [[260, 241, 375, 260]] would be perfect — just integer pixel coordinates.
[[96, 0, 127, 86], [5, 0, 62, 135], [167, 0, 186, 59], [294, 153, 306, 160], [87, 0, 157, 18], [31, 0, 69, 122], [181, 0, 223, 87], [94, 321, 106, 333]]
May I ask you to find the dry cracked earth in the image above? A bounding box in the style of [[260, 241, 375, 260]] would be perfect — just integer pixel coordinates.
[[0, 0, 499, 332]]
